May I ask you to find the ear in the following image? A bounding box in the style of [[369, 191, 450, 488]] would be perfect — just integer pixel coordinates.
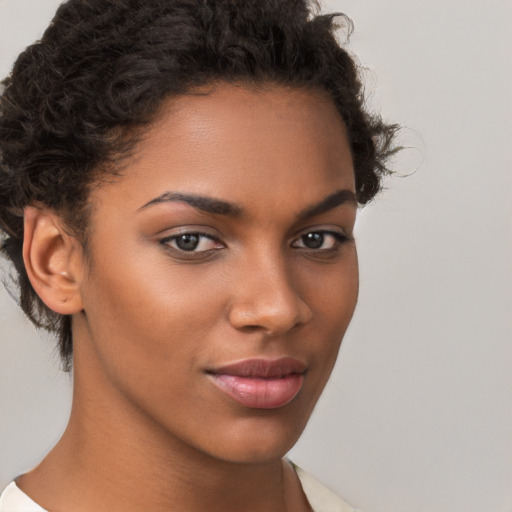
[[23, 206, 84, 315]]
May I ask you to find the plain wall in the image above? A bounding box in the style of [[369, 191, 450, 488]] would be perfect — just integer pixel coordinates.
[[1, 1, 511, 511]]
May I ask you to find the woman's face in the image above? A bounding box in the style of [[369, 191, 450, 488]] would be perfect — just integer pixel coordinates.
[[75, 83, 358, 463]]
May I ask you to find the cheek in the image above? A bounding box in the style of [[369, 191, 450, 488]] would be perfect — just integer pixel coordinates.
[[300, 249, 359, 375], [79, 246, 228, 384], [78, 261, 225, 435], [301, 247, 359, 326]]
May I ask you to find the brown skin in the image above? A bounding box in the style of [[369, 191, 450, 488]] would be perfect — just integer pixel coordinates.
[[19, 84, 358, 512]]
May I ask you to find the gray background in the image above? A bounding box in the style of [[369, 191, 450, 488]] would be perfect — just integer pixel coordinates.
[[1, 1, 511, 511]]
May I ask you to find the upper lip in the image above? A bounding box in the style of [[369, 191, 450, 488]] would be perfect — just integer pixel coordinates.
[[206, 357, 307, 379]]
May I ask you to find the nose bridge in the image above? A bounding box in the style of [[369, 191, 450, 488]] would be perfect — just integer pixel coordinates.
[[228, 243, 312, 334]]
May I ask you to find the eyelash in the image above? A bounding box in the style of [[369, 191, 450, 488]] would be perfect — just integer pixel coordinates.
[[158, 229, 352, 259], [291, 231, 350, 251], [159, 231, 224, 257]]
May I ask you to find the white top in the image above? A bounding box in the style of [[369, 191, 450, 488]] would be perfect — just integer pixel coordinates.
[[0, 466, 357, 512], [0, 483, 45, 512]]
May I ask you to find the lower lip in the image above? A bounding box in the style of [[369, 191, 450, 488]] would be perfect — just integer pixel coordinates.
[[209, 373, 304, 409]]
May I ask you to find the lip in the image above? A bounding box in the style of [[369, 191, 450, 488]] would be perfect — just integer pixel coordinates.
[[206, 357, 307, 409]]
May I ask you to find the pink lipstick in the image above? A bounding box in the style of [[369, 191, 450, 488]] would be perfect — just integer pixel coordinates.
[[207, 358, 306, 409]]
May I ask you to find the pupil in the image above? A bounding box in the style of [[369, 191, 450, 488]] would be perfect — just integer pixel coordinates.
[[303, 232, 324, 249], [177, 234, 199, 251]]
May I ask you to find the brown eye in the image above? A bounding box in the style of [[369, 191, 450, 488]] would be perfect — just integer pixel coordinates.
[[175, 234, 200, 251], [292, 231, 348, 251], [160, 232, 224, 253], [302, 232, 324, 249]]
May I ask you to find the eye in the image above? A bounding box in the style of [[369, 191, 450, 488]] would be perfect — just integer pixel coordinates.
[[292, 230, 348, 250], [160, 232, 224, 253]]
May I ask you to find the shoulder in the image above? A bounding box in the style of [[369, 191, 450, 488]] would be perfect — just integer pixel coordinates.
[[293, 464, 361, 512], [0, 482, 47, 512]]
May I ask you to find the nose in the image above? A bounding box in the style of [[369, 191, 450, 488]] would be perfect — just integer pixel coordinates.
[[227, 253, 313, 336]]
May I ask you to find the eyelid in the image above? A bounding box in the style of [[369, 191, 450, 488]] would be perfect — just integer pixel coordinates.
[[292, 225, 353, 242], [291, 228, 354, 253], [161, 230, 222, 242], [158, 229, 226, 258], [294, 231, 343, 244]]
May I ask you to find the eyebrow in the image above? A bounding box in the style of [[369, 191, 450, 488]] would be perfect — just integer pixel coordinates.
[[139, 192, 243, 216], [296, 189, 357, 220], [139, 188, 357, 218]]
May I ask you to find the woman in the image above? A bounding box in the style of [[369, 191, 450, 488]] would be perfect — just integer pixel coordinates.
[[0, 1, 397, 511]]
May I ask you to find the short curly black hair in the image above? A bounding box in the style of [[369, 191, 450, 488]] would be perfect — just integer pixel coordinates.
[[0, 0, 398, 370]]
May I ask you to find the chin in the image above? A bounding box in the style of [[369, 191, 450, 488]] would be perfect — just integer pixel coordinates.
[[196, 409, 310, 465]]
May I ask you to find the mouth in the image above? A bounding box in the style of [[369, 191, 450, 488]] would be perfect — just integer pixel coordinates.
[[206, 357, 307, 409]]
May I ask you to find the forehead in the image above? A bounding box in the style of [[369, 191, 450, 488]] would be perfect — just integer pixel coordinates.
[[90, 83, 354, 218]]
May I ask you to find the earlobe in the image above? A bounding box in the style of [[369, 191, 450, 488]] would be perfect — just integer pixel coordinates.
[[23, 206, 84, 315]]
